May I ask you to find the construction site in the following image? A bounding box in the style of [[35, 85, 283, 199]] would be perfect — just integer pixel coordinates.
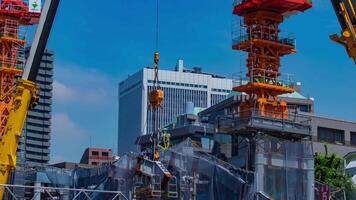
[[0, 0, 355, 199]]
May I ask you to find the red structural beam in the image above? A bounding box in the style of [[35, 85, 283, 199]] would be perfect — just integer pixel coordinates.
[[233, 0, 312, 16]]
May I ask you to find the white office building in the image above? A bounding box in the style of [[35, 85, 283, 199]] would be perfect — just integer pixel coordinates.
[[118, 59, 235, 153]]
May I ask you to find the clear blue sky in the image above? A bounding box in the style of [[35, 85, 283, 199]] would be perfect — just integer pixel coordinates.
[[44, 0, 356, 163]]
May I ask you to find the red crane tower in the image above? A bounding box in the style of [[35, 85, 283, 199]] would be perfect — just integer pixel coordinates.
[[0, 0, 40, 138], [232, 0, 312, 119]]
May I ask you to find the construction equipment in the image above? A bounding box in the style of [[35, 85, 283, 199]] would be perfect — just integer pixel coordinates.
[[232, 0, 312, 120], [148, 0, 164, 163], [133, 156, 178, 199], [0, 0, 59, 198], [330, 0, 356, 63], [0, 0, 41, 142]]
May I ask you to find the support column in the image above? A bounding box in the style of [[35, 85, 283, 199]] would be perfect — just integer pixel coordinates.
[[33, 182, 41, 200]]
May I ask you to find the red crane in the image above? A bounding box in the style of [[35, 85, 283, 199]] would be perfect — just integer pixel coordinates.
[[0, 0, 40, 138]]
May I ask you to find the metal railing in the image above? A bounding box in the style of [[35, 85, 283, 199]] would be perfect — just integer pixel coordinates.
[[235, 109, 312, 125], [232, 68, 296, 89], [233, 33, 296, 47], [0, 184, 129, 200], [217, 108, 312, 136]]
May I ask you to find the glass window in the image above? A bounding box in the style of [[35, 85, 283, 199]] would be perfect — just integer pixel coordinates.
[[318, 127, 345, 144], [298, 105, 310, 112], [351, 132, 356, 146]]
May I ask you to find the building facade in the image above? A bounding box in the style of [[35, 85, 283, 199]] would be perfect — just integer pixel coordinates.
[[118, 60, 235, 153], [17, 49, 53, 167], [80, 148, 114, 166]]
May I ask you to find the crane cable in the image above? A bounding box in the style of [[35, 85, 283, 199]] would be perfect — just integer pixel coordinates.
[[150, 0, 163, 161], [153, 0, 160, 91]]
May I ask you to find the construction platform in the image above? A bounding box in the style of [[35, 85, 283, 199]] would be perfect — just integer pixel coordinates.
[[200, 95, 312, 140]]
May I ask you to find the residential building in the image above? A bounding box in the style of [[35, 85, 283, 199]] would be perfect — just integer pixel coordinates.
[[80, 148, 114, 166], [118, 59, 234, 153], [17, 49, 53, 166]]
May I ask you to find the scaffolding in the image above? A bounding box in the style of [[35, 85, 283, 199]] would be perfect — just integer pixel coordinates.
[[0, 0, 40, 139], [232, 0, 312, 120]]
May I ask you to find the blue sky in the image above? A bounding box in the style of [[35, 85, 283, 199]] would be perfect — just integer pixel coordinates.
[[43, 0, 356, 163]]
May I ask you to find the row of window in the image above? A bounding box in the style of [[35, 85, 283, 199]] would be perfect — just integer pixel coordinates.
[[91, 151, 109, 157], [146, 86, 208, 134], [147, 80, 208, 89], [317, 127, 356, 146], [211, 88, 231, 93]]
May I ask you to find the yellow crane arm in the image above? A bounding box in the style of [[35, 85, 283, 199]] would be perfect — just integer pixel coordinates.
[[330, 0, 356, 63], [0, 80, 38, 195]]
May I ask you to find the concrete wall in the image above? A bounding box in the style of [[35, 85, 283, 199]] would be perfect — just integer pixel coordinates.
[[310, 115, 356, 156]]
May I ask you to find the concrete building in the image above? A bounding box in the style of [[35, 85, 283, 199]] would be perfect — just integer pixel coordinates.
[[118, 59, 235, 153], [310, 114, 356, 157], [17, 49, 53, 167], [80, 148, 114, 166], [199, 92, 356, 157]]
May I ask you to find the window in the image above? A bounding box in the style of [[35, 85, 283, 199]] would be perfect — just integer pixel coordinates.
[[318, 127, 345, 144], [351, 132, 356, 146], [298, 105, 310, 112], [102, 152, 109, 157], [91, 151, 99, 156], [91, 162, 98, 165]]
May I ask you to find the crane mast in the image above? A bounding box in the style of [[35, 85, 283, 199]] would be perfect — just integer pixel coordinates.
[[233, 0, 312, 120], [330, 0, 356, 63], [0, 0, 40, 141]]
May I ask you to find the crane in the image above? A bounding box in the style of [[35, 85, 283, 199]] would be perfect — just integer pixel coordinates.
[[0, 0, 59, 198], [330, 0, 356, 63]]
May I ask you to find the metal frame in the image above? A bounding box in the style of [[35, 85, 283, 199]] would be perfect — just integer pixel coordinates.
[[0, 184, 129, 200], [217, 108, 312, 139]]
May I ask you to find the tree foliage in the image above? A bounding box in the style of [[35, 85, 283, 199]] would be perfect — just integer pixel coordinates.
[[314, 145, 354, 194]]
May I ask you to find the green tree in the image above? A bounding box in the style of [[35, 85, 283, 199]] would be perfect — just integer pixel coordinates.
[[314, 145, 355, 196]]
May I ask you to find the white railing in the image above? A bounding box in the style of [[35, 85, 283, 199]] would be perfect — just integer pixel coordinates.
[[0, 184, 129, 200]]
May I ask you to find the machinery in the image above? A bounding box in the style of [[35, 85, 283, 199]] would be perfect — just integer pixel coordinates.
[[0, 0, 59, 198], [330, 0, 356, 63]]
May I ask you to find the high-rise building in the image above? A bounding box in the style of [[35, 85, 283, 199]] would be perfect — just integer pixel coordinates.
[[118, 60, 234, 153], [17, 49, 54, 167]]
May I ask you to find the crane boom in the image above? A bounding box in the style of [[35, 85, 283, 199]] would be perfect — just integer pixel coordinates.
[[330, 0, 356, 63], [0, 0, 59, 198]]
